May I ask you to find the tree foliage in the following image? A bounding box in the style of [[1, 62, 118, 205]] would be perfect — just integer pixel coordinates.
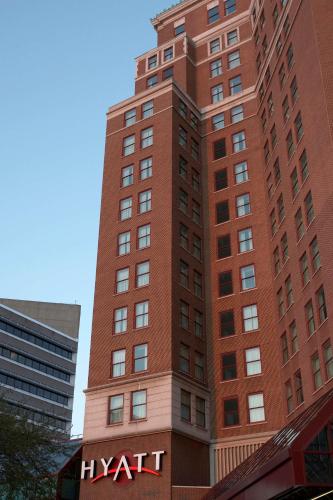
[[0, 396, 66, 499]]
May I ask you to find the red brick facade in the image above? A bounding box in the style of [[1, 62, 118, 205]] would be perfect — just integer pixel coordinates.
[[81, 0, 333, 497]]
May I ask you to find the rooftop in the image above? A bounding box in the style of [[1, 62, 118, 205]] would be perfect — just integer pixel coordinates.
[[151, 0, 196, 23]]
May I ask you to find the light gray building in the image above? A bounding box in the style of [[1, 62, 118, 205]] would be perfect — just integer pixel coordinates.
[[0, 298, 80, 436]]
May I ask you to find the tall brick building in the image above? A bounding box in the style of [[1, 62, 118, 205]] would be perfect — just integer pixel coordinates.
[[80, 0, 333, 498]]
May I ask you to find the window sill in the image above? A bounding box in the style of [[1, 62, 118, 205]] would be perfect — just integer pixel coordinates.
[[245, 420, 267, 427], [106, 422, 124, 428], [237, 249, 255, 257], [129, 418, 147, 424]]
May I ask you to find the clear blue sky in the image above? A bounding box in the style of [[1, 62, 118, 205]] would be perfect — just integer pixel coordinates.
[[0, 0, 174, 435]]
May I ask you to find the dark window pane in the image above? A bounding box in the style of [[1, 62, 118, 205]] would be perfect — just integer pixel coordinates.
[[217, 235, 231, 259], [214, 139, 226, 159], [215, 169, 228, 190], [216, 201, 229, 224], [220, 310, 235, 337]]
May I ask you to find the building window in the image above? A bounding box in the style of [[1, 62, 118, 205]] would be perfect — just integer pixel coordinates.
[[217, 234, 231, 259], [148, 54, 157, 69], [295, 208, 304, 241], [224, 398, 239, 426], [194, 352, 204, 381], [121, 165, 134, 187], [220, 310, 235, 337], [227, 29, 238, 45], [179, 156, 187, 179], [138, 190, 152, 214], [190, 113, 199, 130], [316, 286, 328, 324], [285, 381, 293, 414], [277, 288, 285, 318], [142, 100, 154, 119], [119, 197, 132, 221], [228, 50, 240, 69], [219, 270, 233, 296], [179, 100, 187, 118], [304, 191, 314, 225], [114, 307, 128, 334], [299, 149, 309, 181], [180, 301, 190, 330], [222, 353, 237, 380], [281, 333, 289, 364], [116, 268, 129, 294], [134, 344, 148, 373], [231, 105, 244, 123], [162, 66, 173, 80], [270, 209, 277, 236], [225, 0, 236, 15], [140, 157, 152, 180], [300, 253, 310, 286], [312, 352, 323, 390], [175, 23, 185, 36], [216, 200, 229, 224], [164, 46, 173, 61], [271, 125, 277, 149], [290, 76, 299, 104], [279, 64, 286, 88], [232, 131, 246, 152], [289, 321, 299, 354], [208, 5, 220, 23], [141, 127, 153, 148], [277, 193, 285, 222], [147, 74, 158, 88], [234, 161, 248, 184], [215, 169, 228, 191], [181, 390, 191, 422], [286, 130, 295, 158], [109, 394, 124, 424], [137, 224, 151, 249], [245, 347, 262, 376], [118, 231, 130, 256], [180, 343, 190, 374], [196, 397, 206, 427], [291, 168, 299, 198], [194, 271, 203, 297], [323, 341, 333, 380], [285, 275, 294, 308], [264, 141, 270, 164], [179, 260, 189, 288], [281, 233, 289, 262], [310, 237, 321, 272], [212, 112, 225, 130], [236, 193, 251, 216], [131, 390, 147, 421], [267, 173, 273, 199], [112, 349, 126, 377], [179, 126, 187, 147], [180, 223, 189, 250], [273, 4, 279, 25], [268, 93, 274, 116], [136, 261, 150, 288], [135, 301, 149, 329], [294, 112, 304, 142], [239, 227, 253, 253], [256, 53, 262, 73], [211, 84, 224, 103], [229, 75, 242, 95], [273, 247, 281, 276], [294, 370, 304, 405], [125, 108, 136, 127], [282, 96, 290, 122], [123, 135, 135, 156], [192, 200, 201, 224], [192, 169, 200, 191], [214, 138, 226, 159], [287, 44, 294, 69], [211, 58, 222, 77], [191, 138, 200, 160], [210, 38, 221, 54], [194, 310, 203, 337], [241, 265, 256, 290], [248, 393, 265, 423], [305, 300, 316, 336], [242, 304, 258, 332]]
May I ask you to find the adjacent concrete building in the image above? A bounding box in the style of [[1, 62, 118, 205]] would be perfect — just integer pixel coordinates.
[[0, 299, 80, 436], [80, 0, 333, 498]]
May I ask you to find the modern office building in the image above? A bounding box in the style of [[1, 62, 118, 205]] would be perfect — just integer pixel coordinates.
[[80, 0, 333, 498], [0, 298, 80, 436]]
